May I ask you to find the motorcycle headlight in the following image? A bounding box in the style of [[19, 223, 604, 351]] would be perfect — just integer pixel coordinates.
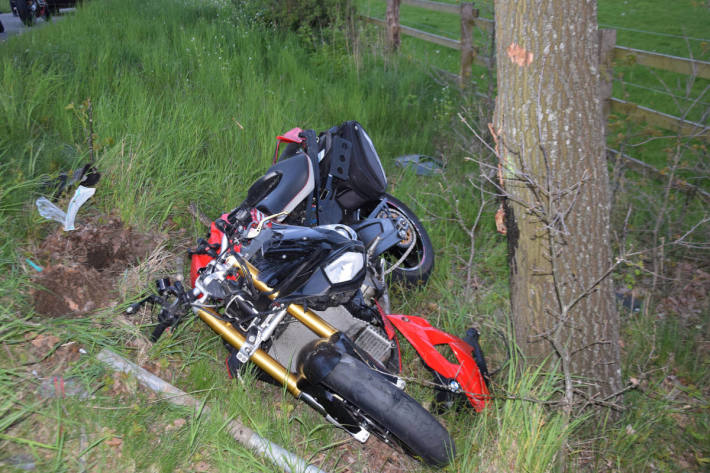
[[324, 251, 365, 284]]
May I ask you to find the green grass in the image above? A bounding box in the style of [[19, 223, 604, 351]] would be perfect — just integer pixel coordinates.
[[0, 0, 708, 472]]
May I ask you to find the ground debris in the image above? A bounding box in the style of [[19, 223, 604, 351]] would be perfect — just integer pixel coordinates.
[[29, 215, 168, 317]]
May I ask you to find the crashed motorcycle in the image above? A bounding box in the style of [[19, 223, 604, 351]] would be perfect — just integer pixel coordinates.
[[248, 121, 435, 285], [129, 123, 489, 466]]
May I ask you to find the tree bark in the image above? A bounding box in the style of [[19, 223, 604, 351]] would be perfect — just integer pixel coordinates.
[[493, 0, 622, 400]]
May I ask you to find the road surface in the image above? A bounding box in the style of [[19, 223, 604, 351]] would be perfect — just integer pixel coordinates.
[[0, 8, 75, 43]]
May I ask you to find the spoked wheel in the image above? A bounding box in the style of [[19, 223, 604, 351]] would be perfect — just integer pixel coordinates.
[[375, 193, 434, 285], [321, 354, 455, 466]]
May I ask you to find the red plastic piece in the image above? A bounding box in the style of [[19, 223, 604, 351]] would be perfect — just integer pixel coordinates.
[[276, 127, 304, 144], [190, 219, 225, 286], [274, 127, 304, 164], [384, 314, 489, 411]]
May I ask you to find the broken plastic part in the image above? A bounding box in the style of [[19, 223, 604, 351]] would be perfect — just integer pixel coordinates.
[[394, 155, 443, 176], [64, 186, 96, 231], [36, 185, 96, 231], [36, 197, 67, 226]]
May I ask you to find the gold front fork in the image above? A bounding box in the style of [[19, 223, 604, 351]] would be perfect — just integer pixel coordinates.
[[224, 255, 338, 338], [197, 256, 339, 398], [196, 307, 303, 397]]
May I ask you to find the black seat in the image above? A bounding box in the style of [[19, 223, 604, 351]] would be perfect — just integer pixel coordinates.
[[255, 153, 315, 216]]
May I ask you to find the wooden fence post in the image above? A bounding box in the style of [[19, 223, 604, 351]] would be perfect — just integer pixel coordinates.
[[386, 0, 402, 51], [459, 3, 477, 86], [598, 29, 617, 138]]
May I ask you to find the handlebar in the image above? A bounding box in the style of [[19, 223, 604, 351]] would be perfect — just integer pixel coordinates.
[[150, 317, 172, 342], [126, 278, 193, 342]]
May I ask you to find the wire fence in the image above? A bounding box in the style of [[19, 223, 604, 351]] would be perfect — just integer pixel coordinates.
[[362, 0, 709, 141], [598, 23, 710, 44]]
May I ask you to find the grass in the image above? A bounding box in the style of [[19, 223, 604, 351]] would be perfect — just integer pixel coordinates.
[[0, 0, 708, 472]]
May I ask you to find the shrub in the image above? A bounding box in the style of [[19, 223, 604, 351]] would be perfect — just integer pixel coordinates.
[[234, 0, 354, 39]]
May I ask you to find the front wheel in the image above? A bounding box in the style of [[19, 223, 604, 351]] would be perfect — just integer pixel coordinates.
[[322, 354, 455, 466], [376, 193, 434, 285]]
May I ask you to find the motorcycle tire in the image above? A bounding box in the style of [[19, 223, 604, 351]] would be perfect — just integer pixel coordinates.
[[322, 353, 455, 466], [378, 193, 434, 285], [16, 0, 31, 26]]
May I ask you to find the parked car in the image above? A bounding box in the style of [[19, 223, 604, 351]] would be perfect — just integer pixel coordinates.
[[10, 1, 81, 26]]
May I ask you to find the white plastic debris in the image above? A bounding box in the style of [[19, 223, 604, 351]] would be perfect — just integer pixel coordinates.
[[36, 197, 67, 226], [36, 185, 96, 231], [64, 185, 96, 230]]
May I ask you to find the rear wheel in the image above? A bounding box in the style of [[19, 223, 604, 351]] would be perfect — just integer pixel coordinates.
[[375, 194, 434, 285], [322, 354, 455, 466]]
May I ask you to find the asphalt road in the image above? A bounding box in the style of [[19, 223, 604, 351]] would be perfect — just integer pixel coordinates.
[[0, 8, 74, 43]]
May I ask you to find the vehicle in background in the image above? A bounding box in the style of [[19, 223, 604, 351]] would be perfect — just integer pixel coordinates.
[[10, 0, 81, 26]]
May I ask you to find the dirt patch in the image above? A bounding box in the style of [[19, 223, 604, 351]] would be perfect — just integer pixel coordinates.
[[29, 216, 166, 317]]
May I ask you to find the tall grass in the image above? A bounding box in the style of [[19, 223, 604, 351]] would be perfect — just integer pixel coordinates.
[[0, 0, 443, 232], [2, 1, 706, 472]]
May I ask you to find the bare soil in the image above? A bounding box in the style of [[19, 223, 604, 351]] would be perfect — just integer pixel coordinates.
[[30, 216, 160, 317]]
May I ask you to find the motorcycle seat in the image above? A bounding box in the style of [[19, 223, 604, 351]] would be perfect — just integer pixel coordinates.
[[255, 153, 315, 217]]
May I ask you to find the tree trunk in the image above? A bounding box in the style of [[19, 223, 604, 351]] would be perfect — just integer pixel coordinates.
[[493, 0, 622, 401]]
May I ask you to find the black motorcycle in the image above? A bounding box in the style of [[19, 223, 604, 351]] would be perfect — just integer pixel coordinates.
[[248, 121, 435, 286], [131, 121, 491, 466], [132, 217, 457, 466]]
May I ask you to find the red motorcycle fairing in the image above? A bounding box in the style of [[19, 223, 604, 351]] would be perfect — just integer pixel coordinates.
[[190, 219, 224, 286], [383, 314, 489, 412]]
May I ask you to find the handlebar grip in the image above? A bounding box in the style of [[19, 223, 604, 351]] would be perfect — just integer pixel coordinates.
[[126, 302, 141, 315], [150, 321, 170, 342]]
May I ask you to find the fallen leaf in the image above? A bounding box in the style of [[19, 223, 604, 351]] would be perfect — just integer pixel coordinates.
[[30, 334, 61, 350], [106, 437, 123, 447]]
